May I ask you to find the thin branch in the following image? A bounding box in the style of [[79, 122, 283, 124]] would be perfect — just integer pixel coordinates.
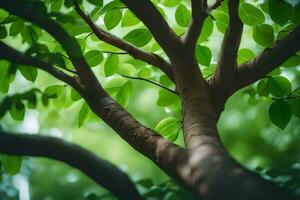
[[102, 51, 128, 55], [183, 0, 207, 52], [0, 42, 81, 91], [207, 0, 225, 11], [234, 25, 300, 92], [73, 1, 175, 82], [0, 131, 142, 200], [121, 75, 177, 95], [213, 0, 243, 82], [119, 0, 182, 60]]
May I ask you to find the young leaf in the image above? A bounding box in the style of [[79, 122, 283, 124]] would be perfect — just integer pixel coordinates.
[[19, 65, 38, 82], [9, 99, 25, 121], [78, 103, 90, 127], [84, 50, 103, 67], [123, 29, 152, 47], [198, 16, 214, 43], [71, 88, 82, 101], [87, 0, 103, 6], [252, 24, 274, 47], [104, 54, 119, 77], [268, 0, 293, 25], [1, 155, 22, 175], [238, 3, 265, 26], [237, 48, 255, 64], [175, 4, 190, 27], [157, 89, 179, 107], [212, 10, 229, 33], [195, 45, 212, 66], [267, 76, 292, 98], [104, 9, 122, 30], [269, 101, 292, 130], [154, 117, 181, 142], [122, 10, 139, 27]]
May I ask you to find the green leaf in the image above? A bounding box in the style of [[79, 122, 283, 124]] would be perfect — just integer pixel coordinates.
[[212, 10, 229, 33], [9, 99, 25, 121], [252, 24, 274, 47], [104, 54, 119, 77], [238, 3, 265, 26], [44, 85, 64, 98], [121, 10, 139, 27], [157, 89, 179, 107], [1, 155, 22, 175], [269, 100, 292, 129], [0, 97, 13, 118], [116, 81, 133, 107], [78, 103, 90, 127], [175, 4, 190, 27], [0, 61, 11, 93], [154, 117, 181, 142], [84, 50, 103, 67], [257, 79, 269, 97], [104, 9, 122, 30], [0, 9, 9, 23], [0, 26, 7, 39], [237, 48, 255, 64], [288, 98, 300, 119], [123, 29, 152, 47], [160, 0, 182, 7], [71, 88, 81, 101], [267, 76, 292, 98], [138, 68, 152, 79], [21, 25, 38, 45], [117, 63, 136, 76], [268, 0, 293, 25], [292, 2, 300, 24], [9, 20, 24, 36], [104, 77, 127, 89], [198, 16, 214, 43], [87, 0, 103, 6], [136, 179, 154, 188], [281, 55, 300, 68], [19, 65, 38, 82], [195, 45, 212, 66]]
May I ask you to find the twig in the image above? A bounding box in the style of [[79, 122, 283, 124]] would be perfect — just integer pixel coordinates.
[[121, 75, 177, 95]]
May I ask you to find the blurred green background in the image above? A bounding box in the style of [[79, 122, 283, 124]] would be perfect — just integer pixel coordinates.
[[0, 0, 300, 199]]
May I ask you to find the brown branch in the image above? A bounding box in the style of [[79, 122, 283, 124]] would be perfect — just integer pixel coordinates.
[[0, 42, 82, 92], [213, 0, 243, 82], [120, 0, 182, 60], [183, 0, 207, 52], [73, 1, 175, 82], [234, 25, 300, 92], [0, 131, 142, 200], [121, 75, 177, 95]]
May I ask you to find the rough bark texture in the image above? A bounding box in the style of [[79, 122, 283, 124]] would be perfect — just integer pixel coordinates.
[[0, 0, 300, 199]]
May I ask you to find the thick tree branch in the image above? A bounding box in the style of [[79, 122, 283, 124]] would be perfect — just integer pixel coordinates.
[[120, 0, 182, 60], [234, 25, 300, 91], [183, 0, 207, 52], [73, 2, 175, 82], [0, 131, 142, 200], [213, 0, 243, 82], [0, 42, 82, 92]]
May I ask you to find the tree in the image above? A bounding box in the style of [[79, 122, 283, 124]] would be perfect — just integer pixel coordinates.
[[0, 0, 299, 199]]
